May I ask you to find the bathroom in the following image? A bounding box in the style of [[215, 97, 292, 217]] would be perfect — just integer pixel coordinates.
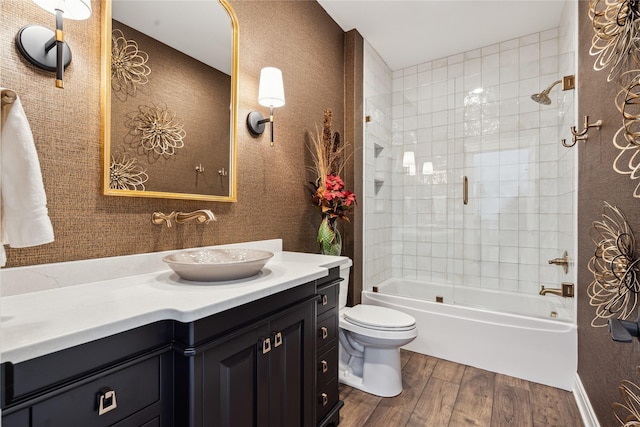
[[0, 0, 638, 426]]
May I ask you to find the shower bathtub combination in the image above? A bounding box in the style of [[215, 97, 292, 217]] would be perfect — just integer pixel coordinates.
[[363, 278, 577, 391]]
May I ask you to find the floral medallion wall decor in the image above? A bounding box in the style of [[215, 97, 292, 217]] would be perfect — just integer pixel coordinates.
[[588, 0, 640, 197], [588, 202, 640, 327], [589, 0, 640, 82], [309, 109, 357, 256], [111, 29, 151, 98], [613, 369, 640, 426], [109, 151, 149, 190], [126, 103, 186, 160]]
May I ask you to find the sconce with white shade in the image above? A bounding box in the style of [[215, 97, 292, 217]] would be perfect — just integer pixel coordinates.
[[16, 0, 92, 89], [402, 151, 416, 176], [247, 67, 285, 146]]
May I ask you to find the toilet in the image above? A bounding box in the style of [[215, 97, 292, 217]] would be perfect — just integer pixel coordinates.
[[338, 264, 418, 397]]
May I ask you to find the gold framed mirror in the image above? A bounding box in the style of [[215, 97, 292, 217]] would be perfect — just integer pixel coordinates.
[[101, 0, 238, 202]]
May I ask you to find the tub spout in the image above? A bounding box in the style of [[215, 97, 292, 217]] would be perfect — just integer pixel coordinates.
[[539, 282, 574, 298]]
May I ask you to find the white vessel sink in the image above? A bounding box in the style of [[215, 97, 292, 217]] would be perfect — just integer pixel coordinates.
[[162, 248, 274, 282]]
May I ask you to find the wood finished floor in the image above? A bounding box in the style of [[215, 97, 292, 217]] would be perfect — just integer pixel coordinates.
[[338, 350, 584, 427]]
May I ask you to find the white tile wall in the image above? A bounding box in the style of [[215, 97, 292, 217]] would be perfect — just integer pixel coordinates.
[[363, 1, 576, 316]]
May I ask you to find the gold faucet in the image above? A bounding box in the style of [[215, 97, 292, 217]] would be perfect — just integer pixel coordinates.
[[539, 282, 574, 298], [152, 211, 177, 228], [151, 210, 216, 227], [175, 209, 216, 224]]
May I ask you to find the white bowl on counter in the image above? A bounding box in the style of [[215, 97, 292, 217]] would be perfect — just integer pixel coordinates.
[[162, 248, 274, 282]]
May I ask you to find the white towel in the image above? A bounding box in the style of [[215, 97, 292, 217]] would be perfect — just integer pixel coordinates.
[[0, 89, 54, 266]]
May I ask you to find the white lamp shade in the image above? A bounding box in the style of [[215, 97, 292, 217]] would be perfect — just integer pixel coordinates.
[[402, 151, 415, 167], [258, 67, 285, 108], [33, 0, 92, 20], [422, 161, 434, 175]]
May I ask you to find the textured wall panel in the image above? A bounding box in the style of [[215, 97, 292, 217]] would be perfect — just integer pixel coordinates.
[[0, 0, 351, 267]]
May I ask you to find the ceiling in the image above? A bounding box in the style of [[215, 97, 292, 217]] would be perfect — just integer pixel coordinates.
[[317, 0, 568, 71]]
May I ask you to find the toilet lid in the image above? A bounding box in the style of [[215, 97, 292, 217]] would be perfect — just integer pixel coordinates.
[[344, 305, 416, 331]]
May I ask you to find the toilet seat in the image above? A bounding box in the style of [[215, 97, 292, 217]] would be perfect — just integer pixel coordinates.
[[343, 305, 416, 331]]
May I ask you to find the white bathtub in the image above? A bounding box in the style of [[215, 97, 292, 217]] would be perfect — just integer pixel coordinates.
[[362, 278, 577, 390]]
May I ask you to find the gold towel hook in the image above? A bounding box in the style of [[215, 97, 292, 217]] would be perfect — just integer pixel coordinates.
[[562, 115, 603, 147], [1, 88, 17, 106]]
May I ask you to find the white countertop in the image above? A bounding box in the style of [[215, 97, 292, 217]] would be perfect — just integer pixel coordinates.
[[0, 240, 350, 364]]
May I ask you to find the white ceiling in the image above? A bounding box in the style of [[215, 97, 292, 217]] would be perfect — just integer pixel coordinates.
[[112, 0, 232, 75], [317, 0, 567, 71]]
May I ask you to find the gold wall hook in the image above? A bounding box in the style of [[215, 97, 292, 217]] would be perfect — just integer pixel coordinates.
[[563, 116, 603, 147]]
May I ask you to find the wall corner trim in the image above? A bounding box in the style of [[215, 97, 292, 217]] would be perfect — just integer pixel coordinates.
[[574, 373, 601, 427]]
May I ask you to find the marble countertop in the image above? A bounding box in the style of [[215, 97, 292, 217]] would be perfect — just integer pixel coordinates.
[[0, 240, 349, 364]]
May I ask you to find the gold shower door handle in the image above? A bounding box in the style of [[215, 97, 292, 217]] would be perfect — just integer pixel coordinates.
[[463, 176, 468, 205]]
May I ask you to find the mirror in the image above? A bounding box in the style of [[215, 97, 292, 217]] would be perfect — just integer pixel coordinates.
[[101, 0, 238, 202]]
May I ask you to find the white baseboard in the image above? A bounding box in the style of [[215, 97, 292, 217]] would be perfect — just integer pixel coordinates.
[[574, 373, 600, 427]]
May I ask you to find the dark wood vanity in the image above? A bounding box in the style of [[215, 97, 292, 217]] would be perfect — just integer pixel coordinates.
[[0, 268, 343, 427]]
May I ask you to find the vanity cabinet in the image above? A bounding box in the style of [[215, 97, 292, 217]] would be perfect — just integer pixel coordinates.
[[0, 322, 175, 427], [1, 270, 343, 427], [315, 268, 343, 427]]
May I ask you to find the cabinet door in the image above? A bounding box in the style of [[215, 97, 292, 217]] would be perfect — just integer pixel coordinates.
[[200, 323, 270, 427], [267, 301, 315, 427], [198, 298, 315, 427]]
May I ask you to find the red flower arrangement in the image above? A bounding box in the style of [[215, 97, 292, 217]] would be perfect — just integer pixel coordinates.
[[312, 174, 357, 222]]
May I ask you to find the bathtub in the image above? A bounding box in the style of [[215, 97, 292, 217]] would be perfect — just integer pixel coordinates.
[[362, 278, 577, 390]]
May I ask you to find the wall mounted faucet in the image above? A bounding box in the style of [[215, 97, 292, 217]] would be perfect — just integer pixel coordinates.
[[539, 282, 574, 298], [151, 209, 216, 228]]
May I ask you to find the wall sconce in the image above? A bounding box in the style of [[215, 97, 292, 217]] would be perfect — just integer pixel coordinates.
[[16, 0, 92, 89], [247, 67, 285, 146], [402, 151, 416, 176]]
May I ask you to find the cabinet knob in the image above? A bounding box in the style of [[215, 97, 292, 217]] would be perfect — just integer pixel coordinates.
[[97, 387, 118, 416], [262, 337, 272, 354], [319, 294, 328, 306], [320, 392, 328, 407], [273, 332, 283, 348], [320, 326, 328, 340], [320, 360, 328, 373]]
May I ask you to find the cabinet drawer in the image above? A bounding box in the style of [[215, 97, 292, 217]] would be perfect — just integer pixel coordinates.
[[317, 345, 338, 388], [316, 378, 339, 422], [316, 311, 338, 352], [32, 356, 160, 427], [317, 281, 339, 316]]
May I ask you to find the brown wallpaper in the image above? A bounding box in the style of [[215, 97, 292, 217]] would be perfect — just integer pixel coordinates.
[[111, 20, 231, 196], [577, 1, 640, 425], [0, 0, 359, 268]]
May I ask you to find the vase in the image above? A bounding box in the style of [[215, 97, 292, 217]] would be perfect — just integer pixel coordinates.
[[317, 215, 342, 256]]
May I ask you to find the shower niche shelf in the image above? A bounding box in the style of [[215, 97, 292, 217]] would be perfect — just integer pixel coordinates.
[[374, 179, 384, 195], [374, 143, 384, 157]]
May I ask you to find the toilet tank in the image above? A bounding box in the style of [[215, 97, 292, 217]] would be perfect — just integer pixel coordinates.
[[339, 263, 350, 309]]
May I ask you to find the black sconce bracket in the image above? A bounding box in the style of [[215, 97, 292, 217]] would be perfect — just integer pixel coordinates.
[[246, 111, 268, 136]]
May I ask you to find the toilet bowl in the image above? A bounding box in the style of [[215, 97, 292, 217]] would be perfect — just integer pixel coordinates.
[[338, 263, 418, 397]]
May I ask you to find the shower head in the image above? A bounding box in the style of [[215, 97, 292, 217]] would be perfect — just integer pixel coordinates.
[[531, 79, 562, 105]]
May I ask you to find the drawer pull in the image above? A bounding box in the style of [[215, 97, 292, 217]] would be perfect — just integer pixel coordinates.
[[320, 360, 328, 373], [97, 387, 117, 416], [321, 392, 328, 407], [262, 337, 271, 354], [320, 326, 328, 340], [320, 294, 328, 306], [274, 332, 283, 348]]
